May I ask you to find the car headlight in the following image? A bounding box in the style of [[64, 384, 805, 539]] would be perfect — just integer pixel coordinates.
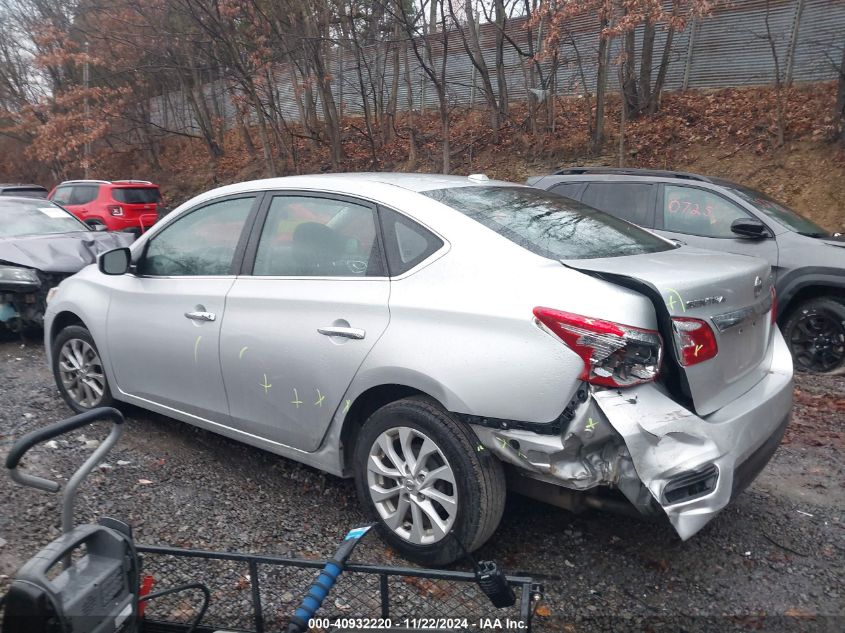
[[0, 265, 40, 288]]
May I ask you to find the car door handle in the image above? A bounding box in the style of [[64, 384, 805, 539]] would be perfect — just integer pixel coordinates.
[[317, 326, 365, 340], [185, 311, 216, 322]]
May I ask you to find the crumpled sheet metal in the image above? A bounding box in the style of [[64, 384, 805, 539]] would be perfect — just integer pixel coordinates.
[[0, 231, 134, 273], [592, 332, 792, 540], [472, 398, 632, 492]]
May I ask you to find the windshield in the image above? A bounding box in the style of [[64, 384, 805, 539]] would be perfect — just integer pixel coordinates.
[[423, 185, 673, 260], [0, 198, 89, 237], [112, 187, 161, 204], [728, 186, 828, 236]]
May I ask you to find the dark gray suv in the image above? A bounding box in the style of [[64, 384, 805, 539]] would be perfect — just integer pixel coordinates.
[[529, 168, 845, 374]]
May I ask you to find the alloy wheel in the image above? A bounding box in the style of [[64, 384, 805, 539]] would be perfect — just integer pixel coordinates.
[[58, 338, 106, 408], [367, 426, 457, 545], [789, 312, 845, 373]]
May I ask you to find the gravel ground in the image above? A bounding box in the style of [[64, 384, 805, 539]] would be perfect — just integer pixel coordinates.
[[0, 333, 843, 632]]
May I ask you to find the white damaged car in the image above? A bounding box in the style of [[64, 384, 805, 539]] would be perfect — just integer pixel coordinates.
[[44, 174, 793, 565]]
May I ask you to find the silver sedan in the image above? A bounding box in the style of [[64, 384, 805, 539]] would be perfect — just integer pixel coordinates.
[[44, 174, 793, 565]]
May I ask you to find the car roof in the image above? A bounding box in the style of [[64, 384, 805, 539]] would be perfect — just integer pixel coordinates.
[[0, 184, 48, 190], [180, 173, 518, 206]]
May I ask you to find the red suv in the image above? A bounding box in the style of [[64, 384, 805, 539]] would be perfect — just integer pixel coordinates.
[[48, 180, 162, 233]]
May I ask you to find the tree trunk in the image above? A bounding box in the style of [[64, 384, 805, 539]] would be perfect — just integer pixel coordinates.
[[836, 42, 845, 143], [622, 27, 637, 117], [452, 0, 499, 143], [649, 26, 676, 114], [494, 0, 508, 116], [385, 21, 401, 144], [637, 19, 656, 116], [403, 40, 418, 168], [592, 17, 610, 155]]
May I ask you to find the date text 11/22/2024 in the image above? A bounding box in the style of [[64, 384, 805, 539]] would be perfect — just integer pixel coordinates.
[[312, 617, 529, 630]]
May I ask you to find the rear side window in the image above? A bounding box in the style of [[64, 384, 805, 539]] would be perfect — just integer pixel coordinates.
[[423, 186, 671, 260], [379, 207, 443, 275], [112, 187, 161, 204], [252, 195, 384, 277], [581, 182, 654, 226]]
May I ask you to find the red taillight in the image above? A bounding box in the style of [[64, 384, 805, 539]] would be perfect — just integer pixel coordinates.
[[533, 307, 663, 387], [108, 204, 124, 216], [671, 317, 718, 366], [770, 285, 777, 325]]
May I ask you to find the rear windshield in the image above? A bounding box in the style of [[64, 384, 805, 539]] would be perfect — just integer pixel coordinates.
[[112, 187, 160, 204], [423, 186, 673, 260], [727, 185, 828, 237], [0, 198, 89, 237]]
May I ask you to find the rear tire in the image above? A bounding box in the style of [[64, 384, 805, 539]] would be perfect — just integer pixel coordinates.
[[353, 396, 505, 566], [782, 298, 845, 374], [52, 325, 116, 412]]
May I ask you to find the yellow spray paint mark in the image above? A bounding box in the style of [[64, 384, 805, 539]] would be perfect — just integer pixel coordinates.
[[476, 444, 485, 452], [260, 374, 272, 394], [665, 288, 686, 313], [314, 389, 325, 407], [497, 436, 508, 450], [343, 399, 352, 414], [193, 336, 202, 364], [585, 417, 598, 432], [239, 346, 249, 359], [694, 344, 704, 357], [291, 388, 303, 408]]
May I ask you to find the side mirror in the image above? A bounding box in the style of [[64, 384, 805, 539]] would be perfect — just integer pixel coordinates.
[[98, 248, 131, 276], [730, 217, 770, 239], [91, 224, 108, 232]]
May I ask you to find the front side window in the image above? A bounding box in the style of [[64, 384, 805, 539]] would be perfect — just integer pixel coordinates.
[[51, 186, 73, 205], [727, 185, 828, 237], [662, 185, 749, 238], [140, 196, 254, 276], [0, 199, 89, 237], [581, 182, 654, 226], [424, 185, 671, 260], [252, 195, 384, 277]]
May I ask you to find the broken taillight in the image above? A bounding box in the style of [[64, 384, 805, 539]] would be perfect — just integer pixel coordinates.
[[671, 317, 718, 366], [533, 307, 663, 387]]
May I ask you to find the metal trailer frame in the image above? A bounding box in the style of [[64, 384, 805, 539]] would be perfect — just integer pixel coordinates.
[[136, 544, 539, 633]]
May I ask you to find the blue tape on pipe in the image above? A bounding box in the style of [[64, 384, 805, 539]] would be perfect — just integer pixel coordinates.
[[345, 525, 371, 540]]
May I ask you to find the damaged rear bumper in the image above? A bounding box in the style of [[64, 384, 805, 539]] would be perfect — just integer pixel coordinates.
[[472, 330, 793, 539]]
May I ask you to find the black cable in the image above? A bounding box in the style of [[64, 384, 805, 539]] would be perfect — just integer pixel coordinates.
[[139, 582, 211, 633]]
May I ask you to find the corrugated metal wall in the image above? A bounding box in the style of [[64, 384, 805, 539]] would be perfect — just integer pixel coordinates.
[[150, 0, 844, 133]]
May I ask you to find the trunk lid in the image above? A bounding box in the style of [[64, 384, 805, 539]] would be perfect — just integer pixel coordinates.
[[564, 246, 774, 415]]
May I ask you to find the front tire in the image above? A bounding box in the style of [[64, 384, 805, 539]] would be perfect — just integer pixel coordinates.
[[353, 397, 505, 566], [52, 325, 115, 412], [783, 298, 845, 374]]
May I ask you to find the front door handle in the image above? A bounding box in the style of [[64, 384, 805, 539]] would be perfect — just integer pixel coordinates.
[[185, 311, 216, 322], [317, 326, 365, 340]]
